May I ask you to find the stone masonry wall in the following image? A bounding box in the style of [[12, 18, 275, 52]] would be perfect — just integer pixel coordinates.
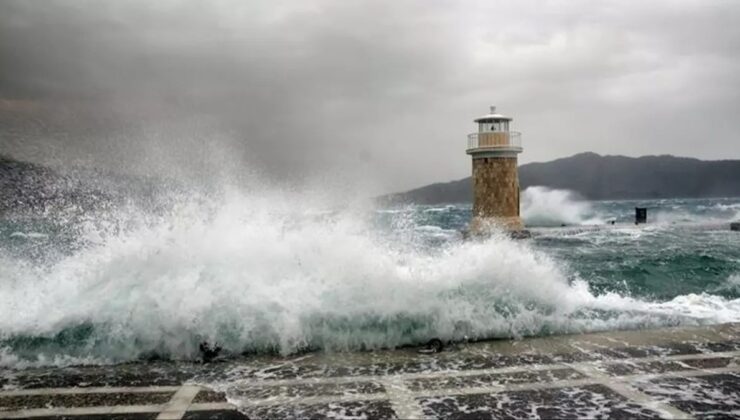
[[472, 156, 521, 222]]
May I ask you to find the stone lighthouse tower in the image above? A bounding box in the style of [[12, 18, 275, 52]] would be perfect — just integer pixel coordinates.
[[467, 106, 523, 231]]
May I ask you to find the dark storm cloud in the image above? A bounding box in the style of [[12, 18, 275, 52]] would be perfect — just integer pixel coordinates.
[[1, 0, 739, 193]]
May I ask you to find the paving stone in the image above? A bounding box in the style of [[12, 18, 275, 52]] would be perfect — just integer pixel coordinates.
[[235, 352, 558, 381], [600, 360, 695, 376], [30, 415, 157, 420], [592, 342, 707, 362], [242, 399, 397, 419], [653, 342, 705, 356], [231, 381, 385, 399], [0, 391, 173, 410], [7, 363, 199, 389], [699, 340, 740, 353], [551, 351, 604, 363], [417, 384, 662, 419], [192, 390, 228, 403], [633, 373, 740, 418], [680, 357, 733, 369], [243, 354, 498, 380], [182, 410, 249, 420], [405, 368, 585, 392]]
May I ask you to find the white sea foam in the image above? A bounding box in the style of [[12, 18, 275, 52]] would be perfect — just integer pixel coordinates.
[[9, 231, 49, 239], [0, 188, 739, 367], [521, 186, 605, 227], [716, 273, 740, 294]]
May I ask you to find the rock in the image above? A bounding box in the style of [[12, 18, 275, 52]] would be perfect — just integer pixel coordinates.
[[509, 229, 532, 239], [731, 222, 740, 231], [418, 338, 444, 354], [199, 341, 222, 363]]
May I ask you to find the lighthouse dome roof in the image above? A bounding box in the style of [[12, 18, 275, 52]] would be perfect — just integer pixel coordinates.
[[474, 106, 512, 122]]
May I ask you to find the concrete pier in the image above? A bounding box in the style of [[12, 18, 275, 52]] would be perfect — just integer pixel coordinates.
[[3, 323, 740, 418]]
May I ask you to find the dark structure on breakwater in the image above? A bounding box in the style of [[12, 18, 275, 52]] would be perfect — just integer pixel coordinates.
[[635, 207, 647, 224]]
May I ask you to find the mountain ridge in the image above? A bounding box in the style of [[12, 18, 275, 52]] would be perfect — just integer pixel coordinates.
[[382, 153, 740, 204]]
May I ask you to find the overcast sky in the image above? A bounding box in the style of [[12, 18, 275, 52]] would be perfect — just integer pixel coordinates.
[[1, 0, 739, 193]]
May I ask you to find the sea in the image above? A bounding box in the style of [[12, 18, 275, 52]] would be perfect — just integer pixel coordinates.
[[1, 185, 739, 369]]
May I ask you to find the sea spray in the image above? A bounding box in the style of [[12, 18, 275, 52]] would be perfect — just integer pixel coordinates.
[[521, 186, 604, 227]]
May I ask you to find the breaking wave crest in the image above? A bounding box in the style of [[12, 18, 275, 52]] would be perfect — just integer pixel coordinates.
[[522, 186, 603, 226], [1, 188, 739, 368]]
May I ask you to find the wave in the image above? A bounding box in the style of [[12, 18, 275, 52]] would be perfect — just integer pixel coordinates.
[[521, 186, 604, 227], [1, 188, 739, 368], [714, 273, 740, 295]]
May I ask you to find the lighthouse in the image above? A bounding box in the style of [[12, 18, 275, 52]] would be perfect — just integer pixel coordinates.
[[466, 106, 524, 232]]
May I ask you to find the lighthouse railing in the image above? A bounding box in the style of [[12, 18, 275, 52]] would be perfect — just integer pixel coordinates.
[[467, 131, 522, 151]]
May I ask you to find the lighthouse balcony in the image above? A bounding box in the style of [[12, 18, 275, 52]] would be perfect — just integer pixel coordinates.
[[466, 131, 522, 154]]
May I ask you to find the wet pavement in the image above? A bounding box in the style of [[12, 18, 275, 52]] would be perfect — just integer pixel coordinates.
[[3, 323, 740, 418]]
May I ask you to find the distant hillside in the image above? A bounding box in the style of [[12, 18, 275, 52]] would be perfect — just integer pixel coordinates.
[[383, 153, 740, 204]]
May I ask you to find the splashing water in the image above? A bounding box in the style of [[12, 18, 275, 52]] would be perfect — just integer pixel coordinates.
[[521, 187, 604, 227], [1, 186, 740, 368]]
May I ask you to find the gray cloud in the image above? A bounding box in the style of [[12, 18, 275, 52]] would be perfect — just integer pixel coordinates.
[[1, 0, 739, 193]]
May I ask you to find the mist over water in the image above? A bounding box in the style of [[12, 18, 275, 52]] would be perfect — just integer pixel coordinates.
[[1, 180, 740, 369]]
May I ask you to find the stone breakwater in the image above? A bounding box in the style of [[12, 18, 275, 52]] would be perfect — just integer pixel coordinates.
[[3, 323, 740, 419]]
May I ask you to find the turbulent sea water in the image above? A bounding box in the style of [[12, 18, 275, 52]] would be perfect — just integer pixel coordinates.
[[1, 185, 739, 369]]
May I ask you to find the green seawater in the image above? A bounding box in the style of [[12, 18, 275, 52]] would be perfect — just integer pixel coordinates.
[[395, 196, 740, 301]]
